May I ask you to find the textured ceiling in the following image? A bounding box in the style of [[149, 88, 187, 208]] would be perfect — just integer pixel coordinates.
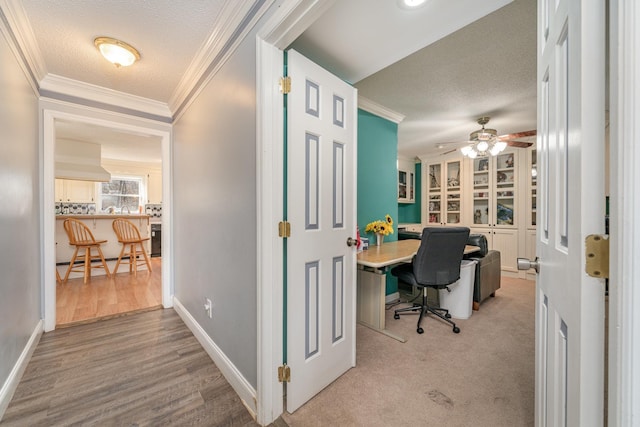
[[294, 0, 537, 158]]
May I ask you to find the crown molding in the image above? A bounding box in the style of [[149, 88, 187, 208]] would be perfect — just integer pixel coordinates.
[[169, 0, 270, 116], [0, 0, 47, 91], [40, 74, 172, 119], [358, 96, 405, 124]]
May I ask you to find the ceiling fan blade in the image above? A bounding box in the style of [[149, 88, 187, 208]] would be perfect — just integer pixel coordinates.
[[498, 129, 537, 140], [506, 140, 534, 148]]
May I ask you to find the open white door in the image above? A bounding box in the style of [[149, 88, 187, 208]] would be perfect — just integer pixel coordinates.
[[285, 49, 357, 413], [532, 0, 606, 425]]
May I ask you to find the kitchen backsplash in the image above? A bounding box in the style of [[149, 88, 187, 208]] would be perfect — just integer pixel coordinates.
[[145, 204, 162, 218], [55, 202, 96, 215]]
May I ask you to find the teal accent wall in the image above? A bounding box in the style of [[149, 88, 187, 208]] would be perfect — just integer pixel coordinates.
[[398, 162, 422, 223], [357, 109, 398, 295]]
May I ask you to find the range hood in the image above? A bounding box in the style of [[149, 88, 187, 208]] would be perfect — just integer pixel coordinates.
[[55, 140, 111, 182]]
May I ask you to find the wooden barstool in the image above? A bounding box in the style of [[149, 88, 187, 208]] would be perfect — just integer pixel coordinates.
[[112, 218, 152, 276], [63, 218, 111, 284]]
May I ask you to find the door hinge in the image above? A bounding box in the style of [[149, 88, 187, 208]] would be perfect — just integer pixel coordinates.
[[280, 76, 291, 94], [278, 221, 291, 238], [278, 364, 291, 383], [585, 234, 609, 279]]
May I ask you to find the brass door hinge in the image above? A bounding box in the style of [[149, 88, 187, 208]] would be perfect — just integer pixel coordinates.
[[585, 234, 609, 279], [278, 364, 291, 383], [278, 221, 291, 238], [280, 76, 291, 94]]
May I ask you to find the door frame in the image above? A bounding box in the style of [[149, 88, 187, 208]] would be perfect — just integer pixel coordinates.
[[607, 0, 640, 423], [41, 98, 173, 332], [255, 0, 640, 424], [255, 1, 337, 424]]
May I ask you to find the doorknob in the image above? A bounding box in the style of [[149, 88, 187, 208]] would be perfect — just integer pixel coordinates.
[[517, 257, 540, 273], [346, 237, 356, 247]]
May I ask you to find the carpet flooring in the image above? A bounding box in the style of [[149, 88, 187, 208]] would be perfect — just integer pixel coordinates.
[[282, 276, 535, 427]]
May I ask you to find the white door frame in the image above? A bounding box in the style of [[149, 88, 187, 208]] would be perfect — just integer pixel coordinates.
[[41, 98, 173, 332], [255, 1, 337, 424], [607, 0, 640, 424], [255, 0, 640, 424]]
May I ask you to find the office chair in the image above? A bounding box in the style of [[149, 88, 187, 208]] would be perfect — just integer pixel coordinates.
[[391, 226, 470, 334]]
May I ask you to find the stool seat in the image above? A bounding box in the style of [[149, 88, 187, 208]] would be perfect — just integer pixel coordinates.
[[112, 218, 152, 276], [63, 218, 111, 284]]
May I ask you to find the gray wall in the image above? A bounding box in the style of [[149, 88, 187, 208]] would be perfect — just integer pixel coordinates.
[[172, 19, 261, 387], [0, 32, 42, 390]]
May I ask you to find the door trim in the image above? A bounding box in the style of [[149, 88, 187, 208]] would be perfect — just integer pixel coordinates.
[[255, 1, 337, 424], [41, 98, 173, 332], [608, 0, 640, 423]]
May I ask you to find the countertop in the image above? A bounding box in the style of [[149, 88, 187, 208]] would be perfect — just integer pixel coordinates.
[[55, 214, 151, 220]]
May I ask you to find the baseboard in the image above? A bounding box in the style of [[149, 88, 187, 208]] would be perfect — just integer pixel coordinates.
[[173, 297, 257, 418], [0, 319, 43, 421], [385, 292, 400, 304]]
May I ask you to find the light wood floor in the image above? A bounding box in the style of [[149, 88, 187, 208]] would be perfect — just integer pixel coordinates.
[[1, 309, 259, 426], [56, 257, 163, 327]]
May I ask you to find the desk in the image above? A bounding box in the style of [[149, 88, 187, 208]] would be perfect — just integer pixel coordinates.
[[356, 240, 479, 342]]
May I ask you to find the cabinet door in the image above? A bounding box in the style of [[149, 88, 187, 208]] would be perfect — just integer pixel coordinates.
[[471, 158, 491, 226], [55, 179, 65, 202], [66, 180, 96, 202], [492, 228, 518, 272], [493, 152, 516, 227], [528, 148, 537, 228], [397, 159, 415, 203], [444, 160, 461, 224], [425, 162, 442, 224]]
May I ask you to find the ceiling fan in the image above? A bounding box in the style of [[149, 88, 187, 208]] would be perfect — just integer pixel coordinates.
[[440, 117, 536, 157]]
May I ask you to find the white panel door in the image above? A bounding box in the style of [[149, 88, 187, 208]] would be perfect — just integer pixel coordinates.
[[535, 0, 606, 425], [286, 49, 357, 413]]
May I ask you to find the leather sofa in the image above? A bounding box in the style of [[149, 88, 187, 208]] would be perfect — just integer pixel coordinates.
[[465, 234, 501, 310]]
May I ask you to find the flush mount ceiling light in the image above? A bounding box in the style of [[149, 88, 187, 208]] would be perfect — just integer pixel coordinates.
[[460, 117, 508, 159], [397, 0, 428, 10], [94, 37, 140, 67]]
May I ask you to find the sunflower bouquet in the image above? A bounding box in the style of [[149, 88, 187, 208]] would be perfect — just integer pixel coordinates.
[[365, 214, 394, 236]]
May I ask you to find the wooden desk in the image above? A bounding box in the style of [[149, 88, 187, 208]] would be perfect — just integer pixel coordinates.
[[356, 240, 479, 342]]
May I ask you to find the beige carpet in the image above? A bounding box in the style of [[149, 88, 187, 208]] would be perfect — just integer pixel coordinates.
[[282, 276, 535, 427]]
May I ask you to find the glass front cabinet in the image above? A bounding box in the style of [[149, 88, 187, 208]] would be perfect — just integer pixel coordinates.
[[469, 151, 519, 272], [397, 158, 416, 203], [425, 159, 462, 226]]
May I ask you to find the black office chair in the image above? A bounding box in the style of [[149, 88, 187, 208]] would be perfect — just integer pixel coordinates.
[[391, 227, 470, 334]]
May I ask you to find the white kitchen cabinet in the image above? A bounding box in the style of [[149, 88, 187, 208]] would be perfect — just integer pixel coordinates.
[[424, 158, 463, 226], [147, 171, 162, 203], [55, 179, 96, 202], [397, 158, 416, 203]]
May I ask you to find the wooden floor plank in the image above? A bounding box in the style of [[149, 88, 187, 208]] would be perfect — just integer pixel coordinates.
[[1, 309, 258, 426], [56, 257, 163, 327]]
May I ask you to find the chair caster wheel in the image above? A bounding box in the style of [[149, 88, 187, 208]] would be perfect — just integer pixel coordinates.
[[453, 326, 460, 334], [417, 327, 424, 334], [394, 313, 400, 320], [445, 313, 452, 319]]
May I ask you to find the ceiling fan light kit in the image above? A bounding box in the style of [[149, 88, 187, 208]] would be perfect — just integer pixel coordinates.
[[461, 116, 509, 158], [94, 37, 140, 67]]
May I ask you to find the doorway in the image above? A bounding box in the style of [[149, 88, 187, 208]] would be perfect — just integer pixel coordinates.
[[41, 101, 173, 332]]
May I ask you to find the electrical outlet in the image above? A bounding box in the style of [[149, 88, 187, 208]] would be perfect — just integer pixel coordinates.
[[204, 298, 212, 318]]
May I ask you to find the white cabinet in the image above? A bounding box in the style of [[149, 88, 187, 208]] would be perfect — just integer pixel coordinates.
[[147, 171, 162, 203], [470, 226, 519, 273], [397, 158, 415, 203], [55, 179, 96, 202], [470, 151, 518, 228], [425, 158, 463, 226]]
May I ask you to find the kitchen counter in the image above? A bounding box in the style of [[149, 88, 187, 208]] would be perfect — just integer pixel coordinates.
[[56, 214, 151, 279], [56, 214, 151, 220]]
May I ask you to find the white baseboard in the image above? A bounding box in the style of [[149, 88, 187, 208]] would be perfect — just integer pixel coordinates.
[[0, 320, 43, 421], [385, 292, 400, 304], [173, 297, 257, 417]]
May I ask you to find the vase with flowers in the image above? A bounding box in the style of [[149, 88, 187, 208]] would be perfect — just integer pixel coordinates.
[[365, 214, 394, 246]]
